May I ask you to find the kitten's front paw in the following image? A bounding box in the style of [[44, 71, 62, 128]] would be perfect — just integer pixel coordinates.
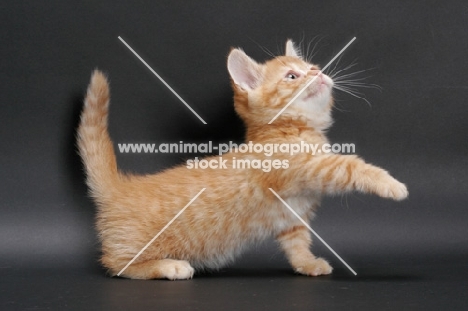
[[379, 177, 408, 201], [371, 172, 408, 201], [295, 258, 333, 277]]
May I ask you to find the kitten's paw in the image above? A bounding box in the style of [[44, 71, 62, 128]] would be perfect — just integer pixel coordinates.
[[295, 258, 333, 277], [379, 177, 408, 201], [160, 259, 195, 280], [370, 170, 408, 201]]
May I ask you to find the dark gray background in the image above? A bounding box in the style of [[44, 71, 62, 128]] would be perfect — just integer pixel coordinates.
[[1, 1, 467, 310]]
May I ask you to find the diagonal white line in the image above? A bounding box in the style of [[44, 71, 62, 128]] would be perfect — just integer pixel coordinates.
[[117, 188, 206, 276], [268, 37, 356, 124], [118, 36, 207, 125], [268, 188, 357, 276]]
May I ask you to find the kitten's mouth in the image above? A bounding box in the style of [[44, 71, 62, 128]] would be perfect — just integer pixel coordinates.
[[304, 75, 332, 99], [317, 74, 333, 88]]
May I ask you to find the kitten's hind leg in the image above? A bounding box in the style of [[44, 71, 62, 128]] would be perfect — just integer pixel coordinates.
[[277, 225, 332, 276], [117, 259, 195, 280]]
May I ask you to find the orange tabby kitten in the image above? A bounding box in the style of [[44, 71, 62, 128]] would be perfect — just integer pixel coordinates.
[[77, 40, 408, 280]]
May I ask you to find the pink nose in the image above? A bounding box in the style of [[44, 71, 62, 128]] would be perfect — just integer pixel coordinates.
[[309, 69, 321, 76]]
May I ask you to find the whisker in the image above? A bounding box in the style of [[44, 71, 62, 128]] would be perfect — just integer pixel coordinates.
[[306, 35, 326, 63], [261, 45, 278, 59], [251, 39, 288, 67], [333, 76, 369, 82], [323, 54, 381, 107], [334, 85, 367, 96], [329, 62, 359, 79], [305, 37, 313, 62], [248, 37, 282, 62], [332, 102, 350, 113], [298, 32, 306, 58], [325, 54, 340, 76], [331, 66, 377, 81], [335, 81, 382, 91], [333, 85, 372, 106]]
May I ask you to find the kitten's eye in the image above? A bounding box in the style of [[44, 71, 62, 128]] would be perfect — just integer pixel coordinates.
[[286, 72, 299, 80]]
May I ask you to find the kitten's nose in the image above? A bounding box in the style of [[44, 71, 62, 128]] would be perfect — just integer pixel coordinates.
[[309, 68, 321, 76]]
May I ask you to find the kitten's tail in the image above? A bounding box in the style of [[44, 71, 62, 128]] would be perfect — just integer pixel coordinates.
[[77, 70, 121, 202]]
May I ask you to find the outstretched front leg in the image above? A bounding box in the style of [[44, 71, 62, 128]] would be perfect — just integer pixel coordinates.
[[277, 223, 332, 276], [306, 154, 408, 200]]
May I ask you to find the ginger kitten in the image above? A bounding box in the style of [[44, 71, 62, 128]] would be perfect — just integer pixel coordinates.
[[77, 40, 408, 280]]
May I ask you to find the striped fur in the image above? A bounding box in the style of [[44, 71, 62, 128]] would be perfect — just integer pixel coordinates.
[[77, 40, 407, 280]]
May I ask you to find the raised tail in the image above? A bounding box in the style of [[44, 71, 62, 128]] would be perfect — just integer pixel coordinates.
[[77, 70, 120, 202]]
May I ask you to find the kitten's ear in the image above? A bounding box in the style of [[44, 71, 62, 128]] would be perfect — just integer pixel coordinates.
[[285, 39, 301, 58], [227, 48, 262, 91]]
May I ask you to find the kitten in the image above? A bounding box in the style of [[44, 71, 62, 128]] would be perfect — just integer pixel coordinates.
[[77, 39, 408, 280]]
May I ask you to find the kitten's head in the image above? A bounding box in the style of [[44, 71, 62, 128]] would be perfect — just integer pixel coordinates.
[[228, 40, 334, 130]]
